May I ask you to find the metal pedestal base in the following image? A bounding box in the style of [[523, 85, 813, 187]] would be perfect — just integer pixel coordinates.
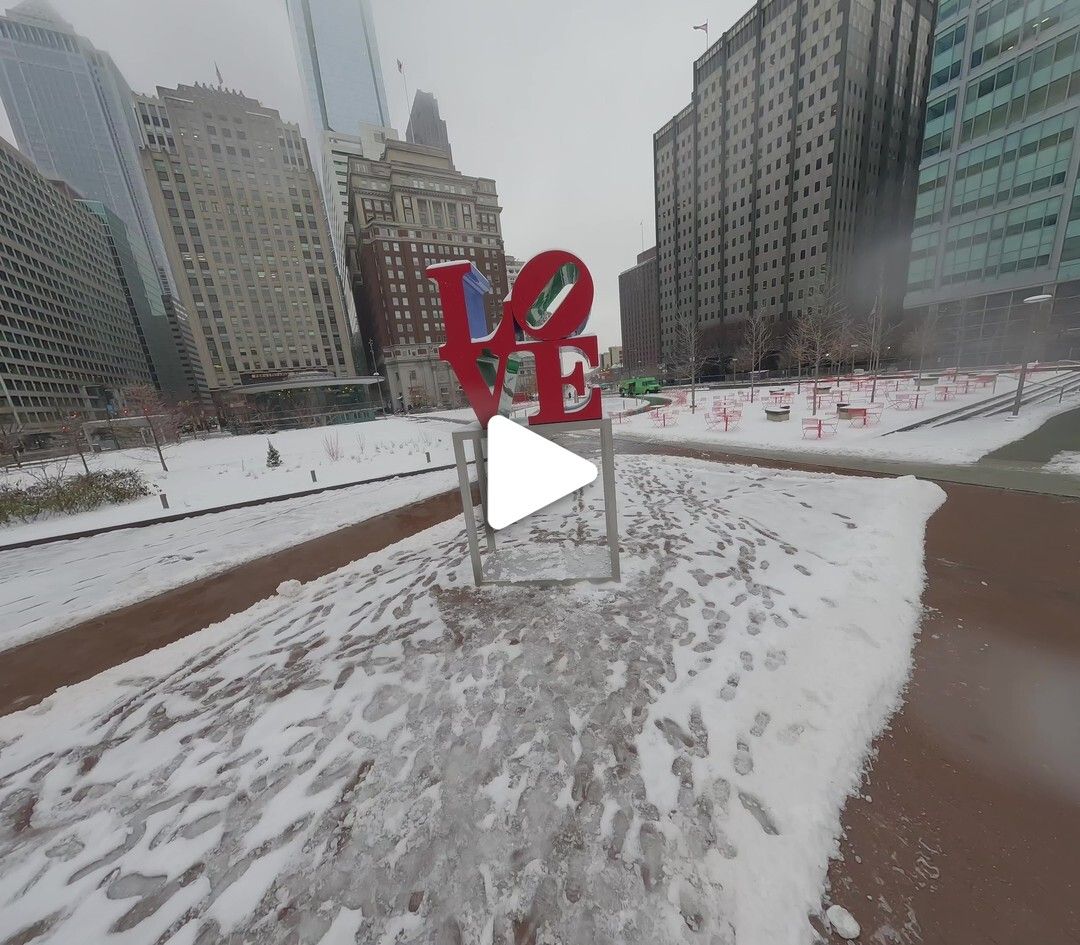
[[451, 417, 620, 586]]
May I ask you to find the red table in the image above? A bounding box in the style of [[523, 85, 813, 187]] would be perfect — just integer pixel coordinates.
[[802, 416, 837, 438], [713, 409, 739, 431]]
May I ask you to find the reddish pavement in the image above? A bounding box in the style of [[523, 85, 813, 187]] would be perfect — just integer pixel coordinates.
[[827, 484, 1080, 944]]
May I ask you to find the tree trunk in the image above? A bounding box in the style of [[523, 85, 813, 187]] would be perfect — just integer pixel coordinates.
[[147, 416, 168, 472]]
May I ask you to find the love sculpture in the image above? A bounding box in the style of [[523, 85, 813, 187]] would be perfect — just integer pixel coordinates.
[[432, 249, 621, 587], [426, 249, 602, 427]]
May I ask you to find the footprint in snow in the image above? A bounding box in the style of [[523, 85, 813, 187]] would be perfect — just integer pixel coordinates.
[[750, 711, 771, 737], [733, 740, 753, 775], [719, 673, 740, 701], [738, 791, 779, 834], [764, 649, 787, 670]]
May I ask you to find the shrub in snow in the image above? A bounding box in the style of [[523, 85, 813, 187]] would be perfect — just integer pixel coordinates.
[[266, 441, 283, 469], [322, 433, 343, 462], [826, 904, 861, 940], [0, 468, 149, 526]]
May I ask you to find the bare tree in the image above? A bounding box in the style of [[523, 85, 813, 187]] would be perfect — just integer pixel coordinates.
[[831, 306, 858, 377], [122, 384, 172, 472], [784, 317, 811, 392], [0, 416, 23, 470], [672, 314, 708, 413], [794, 268, 842, 413], [857, 286, 892, 403], [902, 308, 942, 387], [175, 399, 210, 439], [57, 412, 90, 475], [739, 308, 771, 403]]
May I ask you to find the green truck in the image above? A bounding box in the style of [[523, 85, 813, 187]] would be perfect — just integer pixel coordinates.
[[619, 376, 661, 397]]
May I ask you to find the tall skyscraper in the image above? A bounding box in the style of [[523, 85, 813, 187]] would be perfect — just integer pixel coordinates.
[[345, 140, 508, 409], [654, 0, 936, 366], [286, 0, 390, 133], [406, 90, 452, 158], [0, 0, 204, 400], [136, 84, 357, 397], [1, 137, 153, 434], [619, 246, 660, 373], [904, 0, 1080, 364], [285, 0, 397, 352]]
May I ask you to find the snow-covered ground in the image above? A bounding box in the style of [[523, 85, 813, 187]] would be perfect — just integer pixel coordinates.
[[0, 455, 943, 944], [425, 393, 649, 425], [0, 417, 455, 544], [0, 469, 460, 653], [620, 372, 1080, 466], [1045, 450, 1080, 475]]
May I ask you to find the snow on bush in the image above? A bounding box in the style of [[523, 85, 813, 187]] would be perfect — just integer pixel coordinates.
[[0, 466, 149, 526]]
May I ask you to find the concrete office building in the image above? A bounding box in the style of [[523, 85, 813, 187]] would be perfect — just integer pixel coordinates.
[[504, 254, 525, 288], [904, 0, 1080, 364], [655, 0, 936, 366], [406, 90, 452, 158], [136, 84, 364, 406], [619, 246, 661, 373], [346, 139, 509, 410], [0, 0, 203, 400], [0, 137, 152, 435]]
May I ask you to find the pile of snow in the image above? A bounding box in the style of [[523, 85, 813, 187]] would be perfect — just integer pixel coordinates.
[[1045, 450, 1080, 476], [0, 456, 943, 944], [276, 579, 303, 598], [826, 904, 861, 939]]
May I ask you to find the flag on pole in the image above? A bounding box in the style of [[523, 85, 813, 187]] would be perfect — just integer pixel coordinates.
[[214, 62, 223, 86], [693, 21, 709, 42], [397, 59, 404, 73]]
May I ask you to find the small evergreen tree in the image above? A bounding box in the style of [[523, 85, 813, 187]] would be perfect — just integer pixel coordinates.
[[266, 440, 283, 468]]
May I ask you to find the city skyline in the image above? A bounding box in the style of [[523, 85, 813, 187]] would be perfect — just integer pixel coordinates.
[[0, 0, 740, 351]]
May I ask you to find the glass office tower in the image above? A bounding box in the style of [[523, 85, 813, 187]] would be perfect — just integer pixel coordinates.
[[905, 0, 1080, 363], [285, 0, 390, 134]]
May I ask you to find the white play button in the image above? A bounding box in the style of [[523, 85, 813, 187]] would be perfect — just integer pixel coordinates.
[[486, 415, 598, 530]]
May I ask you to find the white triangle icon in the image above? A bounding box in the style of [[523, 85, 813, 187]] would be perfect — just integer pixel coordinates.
[[486, 415, 598, 530]]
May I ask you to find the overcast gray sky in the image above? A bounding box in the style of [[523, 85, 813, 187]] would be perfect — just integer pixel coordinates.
[[0, 0, 747, 349]]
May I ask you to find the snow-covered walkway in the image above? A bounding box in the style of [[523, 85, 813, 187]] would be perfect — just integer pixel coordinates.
[[0, 470, 458, 652], [0, 457, 943, 944]]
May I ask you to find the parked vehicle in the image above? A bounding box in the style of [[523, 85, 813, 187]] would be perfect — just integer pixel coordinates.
[[619, 376, 661, 396]]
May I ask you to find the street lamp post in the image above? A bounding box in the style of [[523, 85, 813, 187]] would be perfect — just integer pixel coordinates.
[[1012, 293, 1053, 417]]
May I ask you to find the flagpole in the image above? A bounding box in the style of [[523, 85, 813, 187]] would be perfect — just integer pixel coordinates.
[[398, 61, 410, 117]]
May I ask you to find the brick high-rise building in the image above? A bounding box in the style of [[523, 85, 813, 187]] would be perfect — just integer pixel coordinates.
[[904, 0, 1080, 363], [654, 0, 936, 365], [346, 139, 508, 410], [0, 137, 153, 435], [619, 246, 661, 373], [136, 84, 358, 399]]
